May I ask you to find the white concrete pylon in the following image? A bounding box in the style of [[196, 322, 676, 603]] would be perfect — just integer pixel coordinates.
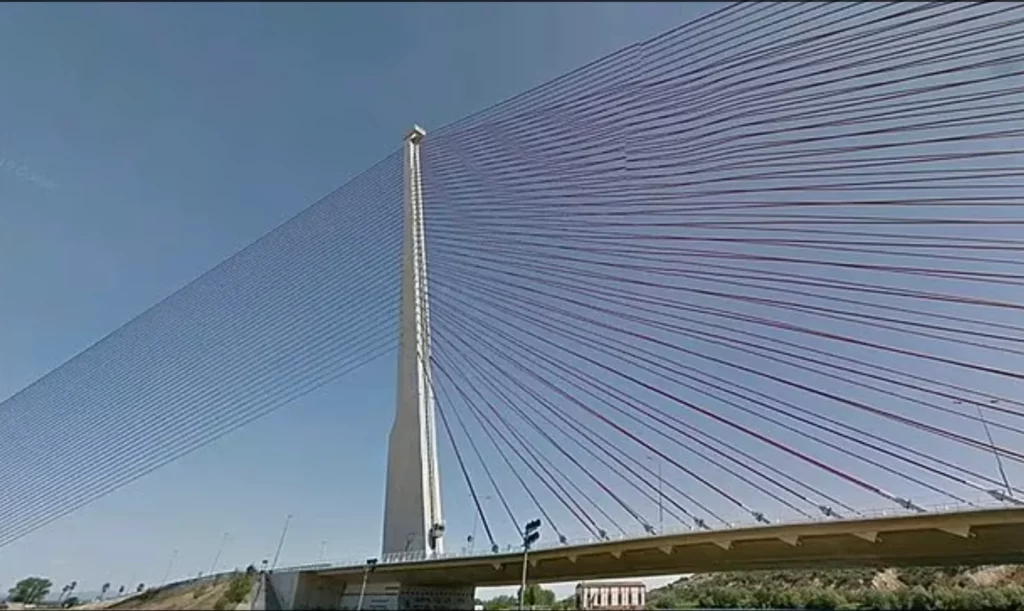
[[382, 125, 445, 557]]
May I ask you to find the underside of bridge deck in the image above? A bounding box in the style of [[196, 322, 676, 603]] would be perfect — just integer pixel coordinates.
[[310, 508, 1024, 588]]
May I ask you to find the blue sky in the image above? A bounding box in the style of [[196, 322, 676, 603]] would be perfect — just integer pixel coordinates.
[[0, 1, 717, 598]]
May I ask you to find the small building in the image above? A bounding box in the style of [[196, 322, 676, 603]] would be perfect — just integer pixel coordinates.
[[575, 581, 645, 610]]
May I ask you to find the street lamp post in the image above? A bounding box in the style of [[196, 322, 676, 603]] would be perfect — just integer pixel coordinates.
[[210, 533, 230, 576], [957, 399, 1014, 500], [657, 458, 664, 533], [270, 514, 293, 571], [518, 519, 541, 611], [161, 549, 178, 585], [978, 400, 1013, 498], [356, 558, 378, 611], [468, 494, 491, 553]]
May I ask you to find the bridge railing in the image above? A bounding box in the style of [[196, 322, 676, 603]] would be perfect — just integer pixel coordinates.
[[275, 497, 1013, 573]]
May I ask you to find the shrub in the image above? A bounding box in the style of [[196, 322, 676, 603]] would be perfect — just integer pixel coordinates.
[[224, 572, 252, 604], [803, 587, 845, 610]]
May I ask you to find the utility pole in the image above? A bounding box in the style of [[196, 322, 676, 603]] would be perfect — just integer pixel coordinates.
[[210, 532, 230, 576], [519, 519, 541, 611], [319, 539, 327, 562], [356, 558, 378, 610], [270, 514, 293, 571]]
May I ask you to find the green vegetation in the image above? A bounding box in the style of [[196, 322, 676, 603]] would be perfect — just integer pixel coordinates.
[[521, 584, 556, 607], [7, 576, 52, 604], [213, 570, 254, 610], [482, 594, 518, 610], [647, 565, 1024, 610], [482, 585, 558, 610]]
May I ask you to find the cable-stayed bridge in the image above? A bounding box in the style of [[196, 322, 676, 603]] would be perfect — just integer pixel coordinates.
[[4, 2, 1024, 609]]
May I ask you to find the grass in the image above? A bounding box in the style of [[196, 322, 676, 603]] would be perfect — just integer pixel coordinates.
[[212, 572, 253, 611]]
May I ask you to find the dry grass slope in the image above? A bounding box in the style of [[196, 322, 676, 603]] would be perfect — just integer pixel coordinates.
[[100, 572, 254, 611]]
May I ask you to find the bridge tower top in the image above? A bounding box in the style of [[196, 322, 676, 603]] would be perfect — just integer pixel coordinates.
[[382, 125, 444, 557]]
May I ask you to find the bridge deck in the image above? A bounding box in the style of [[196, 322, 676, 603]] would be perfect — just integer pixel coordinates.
[[296, 507, 1024, 587]]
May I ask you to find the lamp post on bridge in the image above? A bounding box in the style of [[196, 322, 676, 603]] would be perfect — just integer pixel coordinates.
[[270, 513, 293, 572], [956, 398, 1014, 501], [161, 548, 178, 586], [468, 494, 491, 553], [356, 558, 378, 611], [647, 455, 664, 534], [518, 518, 541, 611]]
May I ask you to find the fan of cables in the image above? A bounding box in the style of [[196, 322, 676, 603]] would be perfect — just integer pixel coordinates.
[[0, 152, 405, 549], [420, 1, 1024, 550]]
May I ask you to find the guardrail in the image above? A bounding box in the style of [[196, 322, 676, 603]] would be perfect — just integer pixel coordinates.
[[274, 496, 1018, 573]]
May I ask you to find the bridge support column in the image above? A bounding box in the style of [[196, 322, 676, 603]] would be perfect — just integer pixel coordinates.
[[382, 125, 445, 558], [265, 571, 475, 610]]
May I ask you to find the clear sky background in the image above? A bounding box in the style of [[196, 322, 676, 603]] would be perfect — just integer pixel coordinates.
[[0, 1, 718, 599]]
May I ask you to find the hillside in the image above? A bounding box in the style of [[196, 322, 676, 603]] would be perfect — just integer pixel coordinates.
[[648, 565, 1024, 610], [84, 572, 255, 611]]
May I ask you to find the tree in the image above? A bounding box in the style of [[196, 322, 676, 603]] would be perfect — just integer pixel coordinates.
[[482, 594, 517, 610], [697, 586, 745, 609], [137, 583, 146, 593], [8, 577, 53, 604], [100, 582, 111, 601], [62, 595, 81, 608], [118, 585, 125, 596], [517, 584, 556, 607], [978, 588, 1010, 611]]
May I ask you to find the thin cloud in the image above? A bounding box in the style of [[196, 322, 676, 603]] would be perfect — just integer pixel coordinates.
[[0, 155, 59, 191]]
